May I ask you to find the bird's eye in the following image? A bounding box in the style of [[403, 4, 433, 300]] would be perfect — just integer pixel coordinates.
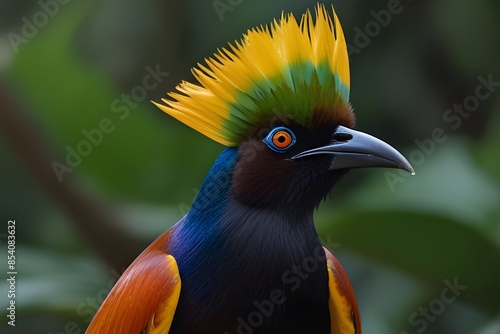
[[273, 130, 293, 148], [263, 127, 296, 153]]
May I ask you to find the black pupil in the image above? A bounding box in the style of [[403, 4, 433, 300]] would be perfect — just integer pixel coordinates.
[[277, 135, 286, 143]]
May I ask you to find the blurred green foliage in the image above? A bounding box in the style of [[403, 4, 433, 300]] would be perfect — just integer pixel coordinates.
[[0, 0, 499, 333]]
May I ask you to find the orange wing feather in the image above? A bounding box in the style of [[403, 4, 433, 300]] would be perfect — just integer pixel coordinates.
[[324, 247, 362, 334], [86, 231, 181, 334]]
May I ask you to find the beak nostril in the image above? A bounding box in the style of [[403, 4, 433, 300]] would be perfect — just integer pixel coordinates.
[[332, 133, 352, 142]]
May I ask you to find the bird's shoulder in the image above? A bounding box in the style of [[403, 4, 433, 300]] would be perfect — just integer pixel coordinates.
[[86, 228, 182, 334]]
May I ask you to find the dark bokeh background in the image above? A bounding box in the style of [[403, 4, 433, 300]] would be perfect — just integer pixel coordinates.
[[1, 0, 499, 333]]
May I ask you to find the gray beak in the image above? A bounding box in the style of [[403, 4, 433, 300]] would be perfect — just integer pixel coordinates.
[[292, 126, 414, 174]]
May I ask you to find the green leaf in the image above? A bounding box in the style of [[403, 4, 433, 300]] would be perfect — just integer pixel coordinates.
[[318, 210, 500, 314], [334, 141, 500, 240], [1, 247, 108, 313]]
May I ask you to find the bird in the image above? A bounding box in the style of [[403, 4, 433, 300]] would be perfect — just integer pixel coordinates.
[[86, 4, 413, 334]]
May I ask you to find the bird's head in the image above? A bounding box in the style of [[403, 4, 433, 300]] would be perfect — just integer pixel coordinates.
[[154, 4, 413, 213]]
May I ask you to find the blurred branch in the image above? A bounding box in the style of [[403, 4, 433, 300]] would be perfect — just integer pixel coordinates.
[[0, 81, 143, 270]]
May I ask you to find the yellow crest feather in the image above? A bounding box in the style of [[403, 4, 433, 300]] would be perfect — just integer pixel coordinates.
[[154, 4, 351, 146]]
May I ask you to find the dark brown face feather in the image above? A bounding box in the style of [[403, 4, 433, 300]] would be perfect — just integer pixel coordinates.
[[230, 101, 355, 211], [311, 103, 356, 129], [230, 122, 348, 212]]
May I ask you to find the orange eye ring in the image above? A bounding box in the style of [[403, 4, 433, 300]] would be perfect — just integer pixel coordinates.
[[272, 130, 293, 149], [263, 127, 296, 152]]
